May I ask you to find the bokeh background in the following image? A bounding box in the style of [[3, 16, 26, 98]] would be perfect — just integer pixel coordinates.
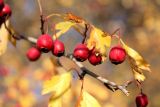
[[0, 0, 160, 107]]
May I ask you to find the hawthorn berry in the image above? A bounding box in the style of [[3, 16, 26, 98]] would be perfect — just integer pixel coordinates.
[[88, 52, 102, 65], [0, 0, 4, 10], [26, 47, 41, 61], [0, 4, 12, 18], [73, 43, 89, 62], [136, 93, 148, 107], [52, 40, 65, 57], [109, 45, 126, 65], [36, 34, 53, 53]]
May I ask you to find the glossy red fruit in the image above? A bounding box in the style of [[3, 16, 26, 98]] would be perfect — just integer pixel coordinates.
[[52, 40, 65, 57], [73, 43, 89, 62], [136, 93, 148, 107], [26, 47, 41, 61], [0, 0, 4, 10], [0, 4, 12, 17], [88, 52, 102, 65], [109, 46, 126, 65], [36, 34, 53, 53]]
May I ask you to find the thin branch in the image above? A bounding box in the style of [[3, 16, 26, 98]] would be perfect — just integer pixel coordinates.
[[37, 0, 43, 15], [37, 0, 45, 34], [4, 22, 37, 44], [63, 54, 133, 96], [40, 15, 45, 34], [82, 24, 89, 44]]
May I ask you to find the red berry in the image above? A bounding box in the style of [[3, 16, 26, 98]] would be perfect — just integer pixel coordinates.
[[0, 4, 12, 17], [26, 47, 41, 61], [52, 40, 65, 57], [136, 93, 148, 107], [73, 43, 89, 62], [88, 52, 102, 65], [109, 46, 126, 65], [36, 34, 53, 53], [0, 0, 4, 10]]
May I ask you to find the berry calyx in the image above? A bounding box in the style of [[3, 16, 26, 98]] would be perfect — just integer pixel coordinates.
[[26, 47, 41, 61], [136, 93, 148, 107], [0, 4, 12, 18], [36, 34, 53, 53], [88, 52, 102, 66], [0, 0, 4, 10], [73, 43, 89, 62], [109, 45, 126, 65], [52, 40, 65, 57]]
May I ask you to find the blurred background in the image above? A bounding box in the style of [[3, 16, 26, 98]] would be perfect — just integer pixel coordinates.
[[0, 0, 160, 107]]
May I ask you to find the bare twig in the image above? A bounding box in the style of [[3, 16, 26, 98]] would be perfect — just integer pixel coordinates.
[[63, 54, 133, 96]]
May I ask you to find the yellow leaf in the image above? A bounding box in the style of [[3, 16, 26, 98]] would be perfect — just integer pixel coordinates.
[[49, 97, 62, 107], [133, 69, 145, 82], [42, 72, 72, 98], [87, 26, 111, 61], [54, 21, 76, 39], [18, 92, 36, 107], [78, 91, 101, 107], [0, 20, 10, 56], [120, 40, 151, 82]]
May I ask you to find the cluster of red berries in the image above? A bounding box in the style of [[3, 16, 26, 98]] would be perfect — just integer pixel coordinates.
[[27, 34, 65, 61], [73, 43, 126, 65], [73, 43, 102, 65], [0, 0, 12, 25], [27, 34, 126, 65], [136, 93, 148, 107]]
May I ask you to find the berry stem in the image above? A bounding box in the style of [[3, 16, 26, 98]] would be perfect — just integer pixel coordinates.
[[82, 24, 88, 44], [111, 28, 121, 39], [111, 28, 121, 45], [52, 23, 57, 40], [37, 0, 45, 34], [46, 13, 62, 20]]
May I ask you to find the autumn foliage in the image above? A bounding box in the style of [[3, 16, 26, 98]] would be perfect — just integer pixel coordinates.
[[0, 0, 156, 107]]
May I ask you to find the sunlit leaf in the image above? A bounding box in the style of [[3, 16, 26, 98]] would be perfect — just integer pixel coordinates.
[[42, 72, 72, 98], [54, 21, 76, 39], [87, 26, 111, 61], [77, 91, 101, 107], [0, 20, 10, 56], [120, 39, 151, 82], [49, 97, 62, 107], [133, 69, 145, 82]]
